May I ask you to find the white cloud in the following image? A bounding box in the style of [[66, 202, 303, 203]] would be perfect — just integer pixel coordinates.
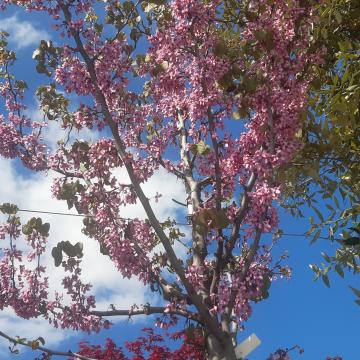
[[0, 155, 187, 357], [0, 307, 68, 347], [0, 14, 50, 49]]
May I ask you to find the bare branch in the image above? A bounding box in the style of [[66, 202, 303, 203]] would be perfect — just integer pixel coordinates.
[[158, 157, 186, 181], [90, 306, 200, 322], [198, 176, 212, 189], [0, 330, 95, 360]]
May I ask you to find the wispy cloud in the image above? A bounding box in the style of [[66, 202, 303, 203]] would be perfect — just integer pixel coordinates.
[[0, 14, 49, 49]]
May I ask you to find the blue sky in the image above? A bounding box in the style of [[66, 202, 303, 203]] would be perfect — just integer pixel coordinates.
[[0, 6, 359, 360]]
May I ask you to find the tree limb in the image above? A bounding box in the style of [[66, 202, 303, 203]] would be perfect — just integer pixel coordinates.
[[61, 5, 225, 344], [90, 306, 200, 322], [222, 172, 257, 268], [0, 330, 95, 360], [221, 221, 264, 332]]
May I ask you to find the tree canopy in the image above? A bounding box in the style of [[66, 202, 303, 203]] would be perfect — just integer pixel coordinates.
[[0, 0, 355, 359]]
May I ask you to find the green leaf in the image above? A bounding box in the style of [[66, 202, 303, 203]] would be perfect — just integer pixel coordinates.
[[61, 241, 77, 257], [347, 85, 358, 92], [349, 286, 360, 298], [312, 205, 324, 222], [342, 236, 360, 246], [40, 223, 50, 236], [232, 111, 241, 120], [0, 203, 18, 214], [310, 230, 321, 244], [322, 274, 330, 288], [190, 141, 211, 156], [35, 217, 43, 229], [100, 243, 110, 256], [321, 252, 331, 263], [334, 10, 342, 24], [130, 28, 139, 42], [22, 224, 32, 236], [51, 246, 63, 267], [73, 242, 84, 258], [335, 264, 344, 278]]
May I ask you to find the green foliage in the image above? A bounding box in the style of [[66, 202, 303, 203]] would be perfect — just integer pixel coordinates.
[[32, 40, 61, 77], [190, 141, 211, 156], [193, 208, 230, 235], [278, 0, 360, 295], [51, 241, 84, 267], [58, 180, 86, 210], [22, 217, 50, 237], [36, 83, 71, 122], [0, 203, 18, 214], [309, 226, 360, 293]]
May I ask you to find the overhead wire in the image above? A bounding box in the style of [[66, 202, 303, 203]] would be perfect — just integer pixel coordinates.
[[13, 207, 191, 226], [1, 207, 338, 240]]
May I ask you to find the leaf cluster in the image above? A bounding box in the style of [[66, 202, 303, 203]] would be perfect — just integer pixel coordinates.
[[51, 241, 84, 267], [22, 217, 50, 237], [278, 0, 360, 290]]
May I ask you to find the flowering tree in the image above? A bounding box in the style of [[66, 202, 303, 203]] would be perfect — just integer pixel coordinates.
[[0, 0, 324, 359]]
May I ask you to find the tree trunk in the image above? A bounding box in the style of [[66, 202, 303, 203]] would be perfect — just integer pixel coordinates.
[[206, 334, 237, 360]]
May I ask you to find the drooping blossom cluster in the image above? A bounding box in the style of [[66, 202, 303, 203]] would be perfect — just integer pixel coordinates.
[[0, 40, 47, 170], [0, 212, 104, 331], [46, 258, 104, 332], [217, 256, 271, 321], [0, 215, 48, 319]]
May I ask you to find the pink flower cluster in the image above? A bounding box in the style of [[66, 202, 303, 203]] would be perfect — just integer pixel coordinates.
[[216, 258, 271, 321], [0, 75, 47, 170]]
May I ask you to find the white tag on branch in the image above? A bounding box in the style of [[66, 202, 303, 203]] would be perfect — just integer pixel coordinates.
[[221, 333, 261, 360], [235, 333, 261, 359]]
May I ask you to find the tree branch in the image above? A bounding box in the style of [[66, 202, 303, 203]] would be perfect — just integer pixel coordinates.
[[177, 113, 207, 266], [61, 5, 225, 344], [0, 330, 95, 360], [90, 306, 200, 322], [207, 110, 225, 298], [222, 172, 257, 268], [221, 219, 264, 331], [158, 157, 186, 180]]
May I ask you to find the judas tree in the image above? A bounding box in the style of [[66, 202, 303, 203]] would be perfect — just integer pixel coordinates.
[[0, 0, 323, 359]]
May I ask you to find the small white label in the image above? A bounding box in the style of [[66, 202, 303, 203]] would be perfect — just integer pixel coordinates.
[[235, 333, 261, 359]]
